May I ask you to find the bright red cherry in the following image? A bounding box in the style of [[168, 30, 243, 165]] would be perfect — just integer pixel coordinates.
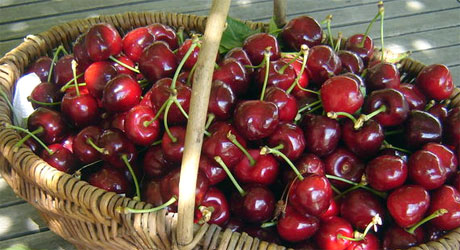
[[428, 185, 460, 230], [88, 166, 130, 194], [85, 23, 122, 61], [84, 61, 118, 99], [233, 149, 279, 185], [243, 33, 280, 65], [363, 88, 409, 127], [40, 144, 78, 174], [365, 62, 400, 91], [276, 205, 319, 242], [416, 64, 454, 101], [161, 126, 186, 164], [73, 126, 102, 164], [102, 74, 142, 113], [398, 83, 426, 110], [198, 187, 230, 226], [341, 119, 384, 159], [340, 189, 385, 230], [124, 105, 160, 146], [146, 23, 179, 50], [61, 89, 99, 128], [408, 149, 446, 190], [233, 100, 279, 141], [314, 216, 353, 250], [292, 174, 333, 217], [264, 87, 298, 122], [27, 107, 68, 145], [267, 122, 305, 161], [138, 41, 177, 82], [122, 26, 155, 62], [281, 15, 323, 50], [387, 185, 430, 228], [366, 155, 407, 192], [321, 75, 364, 114], [306, 45, 342, 86], [422, 142, 458, 180], [345, 34, 374, 65]]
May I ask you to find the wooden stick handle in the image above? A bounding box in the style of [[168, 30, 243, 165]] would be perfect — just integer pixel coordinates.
[[274, 0, 287, 27], [176, 0, 231, 247]]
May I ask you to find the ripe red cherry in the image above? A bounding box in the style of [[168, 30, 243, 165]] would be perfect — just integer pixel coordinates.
[[292, 174, 333, 217], [408, 149, 446, 190], [428, 185, 460, 230], [122, 26, 155, 62], [73, 34, 93, 71], [267, 122, 305, 161], [254, 59, 296, 91], [41, 144, 78, 173], [198, 155, 226, 186], [321, 75, 364, 114], [143, 145, 175, 180], [146, 23, 179, 50], [27, 107, 68, 145], [88, 166, 130, 194], [102, 74, 142, 113], [340, 189, 385, 230], [366, 155, 407, 191], [302, 114, 341, 157], [61, 89, 99, 128], [243, 33, 280, 65], [382, 226, 425, 250], [423, 142, 458, 180], [342, 119, 384, 159], [264, 87, 297, 122], [198, 187, 230, 226], [338, 50, 365, 75], [404, 110, 442, 149], [212, 58, 249, 97], [281, 15, 322, 50], [387, 185, 430, 228], [365, 62, 400, 91], [161, 126, 186, 164], [233, 100, 279, 141], [26, 56, 53, 82], [207, 80, 236, 120], [138, 41, 177, 82], [230, 185, 275, 223], [345, 34, 374, 65], [306, 45, 342, 86], [346, 233, 380, 250], [124, 105, 160, 146], [233, 149, 279, 185], [283, 153, 325, 184], [29, 82, 63, 109], [416, 64, 454, 101], [398, 83, 426, 110], [110, 55, 136, 77], [324, 147, 365, 189], [97, 129, 136, 169], [176, 38, 201, 70], [363, 88, 409, 127], [85, 23, 122, 62], [276, 205, 319, 242], [427, 102, 449, 123], [314, 216, 353, 250], [142, 180, 164, 207], [53, 54, 84, 87], [84, 61, 118, 99], [73, 126, 102, 164]]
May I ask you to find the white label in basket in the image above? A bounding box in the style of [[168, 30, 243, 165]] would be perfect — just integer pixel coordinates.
[[12, 73, 41, 128]]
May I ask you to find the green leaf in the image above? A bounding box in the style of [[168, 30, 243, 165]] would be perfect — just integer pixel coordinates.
[[268, 17, 283, 37], [219, 16, 259, 54]]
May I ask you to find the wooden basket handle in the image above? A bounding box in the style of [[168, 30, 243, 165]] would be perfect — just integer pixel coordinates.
[[176, 0, 232, 247]]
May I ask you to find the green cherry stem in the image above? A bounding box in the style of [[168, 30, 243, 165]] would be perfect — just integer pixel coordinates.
[[60, 83, 87, 92], [307, 104, 323, 114], [121, 154, 141, 201], [27, 96, 62, 106], [71, 60, 80, 97], [116, 196, 177, 214], [48, 45, 66, 83], [187, 63, 198, 86], [109, 56, 140, 74], [337, 234, 363, 242], [382, 140, 412, 154], [14, 126, 43, 148], [360, 7, 381, 48], [378, 1, 385, 61], [325, 174, 387, 199], [59, 73, 84, 92], [260, 48, 272, 101], [86, 138, 108, 155], [151, 139, 162, 146], [278, 52, 301, 75], [171, 36, 199, 90], [330, 184, 342, 195], [297, 100, 322, 114], [261, 221, 278, 228], [163, 99, 177, 143], [143, 98, 170, 127], [325, 15, 335, 49], [335, 32, 343, 52], [261, 145, 304, 181], [5, 124, 53, 155], [287, 44, 309, 94], [214, 156, 246, 196], [384, 129, 404, 137], [72, 159, 103, 180], [227, 131, 255, 166], [205, 113, 215, 130], [424, 100, 436, 111], [327, 111, 358, 124], [405, 209, 448, 235], [172, 97, 189, 120], [0, 89, 14, 112], [361, 105, 387, 122]]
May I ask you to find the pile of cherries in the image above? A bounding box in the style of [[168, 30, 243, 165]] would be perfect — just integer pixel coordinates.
[[8, 4, 460, 250]]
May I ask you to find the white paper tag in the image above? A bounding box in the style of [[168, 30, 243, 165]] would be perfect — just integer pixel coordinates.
[[12, 73, 41, 128]]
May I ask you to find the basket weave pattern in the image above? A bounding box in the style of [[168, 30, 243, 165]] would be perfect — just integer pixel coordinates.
[[0, 11, 459, 250]]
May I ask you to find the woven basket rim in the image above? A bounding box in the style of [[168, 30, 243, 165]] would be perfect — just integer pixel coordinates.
[[0, 10, 459, 250]]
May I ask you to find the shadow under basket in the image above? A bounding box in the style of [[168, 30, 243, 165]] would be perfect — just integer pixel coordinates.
[[0, 11, 460, 250]]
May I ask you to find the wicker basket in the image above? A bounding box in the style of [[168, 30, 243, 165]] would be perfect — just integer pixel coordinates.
[[0, 1, 460, 249]]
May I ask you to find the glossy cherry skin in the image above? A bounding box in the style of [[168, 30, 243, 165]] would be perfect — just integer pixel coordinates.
[[88, 166, 130, 194], [283, 153, 325, 184], [97, 129, 136, 169], [345, 34, 374, 65], [26, 56, 53, 82], [321, 75, 364, 114], [423, 142, 457, 180], [428, 185, 460, 230], [363, 88, 409, 127], [306, 45, 342, 86], [143, 145, 175, 180], [387, 185, 430, 228], [30, 81, 63, 109], [138, 41, 177, 82], [233, 100, 279, 141], [365, 62, 401, 91], [314, 216, 353, 250], [160, 168, 209, 210], [150, 78, 191, 125], [53, 54, 84, 87], [61, 90, 99, 128], [73, 34, 93, 71], [416, 64, 454, 101], [27, 107, 68, 145], [427, 103, 449, 123], [340, 189, 385, 230], [198, 187, 230, 226], [346, 233, 379, 250], [84, 61, 118, 99], [342, 119, 384, 159], [264, 87, 297, 122], [213, 58, 249, 97], [142, 179, 164, 206], [338, 50, 365, 75], [202, 122, 247, 168], [254, 59, 296, 92], [176, 38, 201, 70], [319, 198, 340, 221], [398, 83, 426, 110], [122, 26, 155, 62], [302, 114, 341, 157], [161, 126, 186, 164], [224, 47, 252, 68], [404, 110, 442, 149], [110, 55, 136, 77], [230, 185, 275, 223], [207, 80, 236, 120], [281, 15, 322, 50], [198, 155, 226, 186], [267, 122, 305, 161], [409, 149, 446, 190], [107, 112, 128, 132], [292, 174, 333, 217], [73, 126, 102, 164], [234, 149, 279, 185], [124, 105, 160, 146], [243, 33, 280, 65], [444, 108, 460, 148], [146, 23, 179, 50], [102, 74, 141, 113], [324, 147, 365, 189], [281, 56, 310, 99], [85, 23, 122, 61], [276, 205, 319, 242], [382, 226, 425, 250], [366, 155, 407, 191], [41, 144, 78, 173]]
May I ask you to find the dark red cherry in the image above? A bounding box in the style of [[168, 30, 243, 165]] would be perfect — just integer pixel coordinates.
[[342, 119, 384, 159], [366, 62, 401, 91], [53, 54, 84, 87], [366, 155, 407, 191], [276, 205, 319, 242], [110, 55, 136, 77], [234, 149, 279, 185], [346, 233, 380, 250], [321, 75, 364, 114], [306, 45, 342, 86], [293, 174, 333, 217], [428, 185, 460, 230], [423, 142, 457, 180], [382, 226, 424, 250], [340, 189, 385, 230], [267, 122, 305, 161], [254, 59, 296, 91], [26, 56, 53, 83], [345, 34, 374, 65], [88, 166, 130, 194], [264, 87, 297, 122], [198, 187, 230, 226], [198, 155, 226, 186], [283, 153, 325, 184], [27, 107, 67, 145], [176, 38, 200, 70], [29, 81, 63, 109], [314, 216, 353, 250], [224, 47, 253, 69], [398, 83, 426, 110], [324, 147, 365, 189], [387, 185, 430, 228], [142, 179, 164, 207], [233, 100, 279, 141], [404, 110, 442, 149], [73, 125, 102, 164], [102, 74, 141, 113], [243, 33, 280, 65], [281, 15, 322, 50], [122, 26, 155, 62], [363, 88, 409, 127], [107, 111, 128, 132], [409, 149, 446, 190], [224, 217, 244, 232], [427, 102, 449, 123], [41, 144, 78, 173], [146, 23, 179, 50], [84, 61, 118, 99], [61, 90, 99, 128], [302, 114, 341, 157], [207, 80, 236, 120], [161, 126, 186, 164], [231, 185, 275, 223], [150, 78, 191, 124], [138, 41, 177, 82], [85, 23, 122, 61], [338, 50, 365, 75], [97, 129, 136, 169], [416, 64, 454, 101], [452, 171, 460, 192], [212, 58, 249, 97], [124, 105, 160, 146], [143, 145, 175, 180], [73, 34, 93, 71]]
